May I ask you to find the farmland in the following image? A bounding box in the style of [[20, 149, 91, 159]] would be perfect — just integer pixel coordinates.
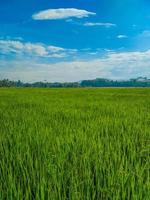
[[0, 88, 150, 199]]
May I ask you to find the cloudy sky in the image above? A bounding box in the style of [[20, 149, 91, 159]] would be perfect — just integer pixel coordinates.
[[0, 0, 150, 82]]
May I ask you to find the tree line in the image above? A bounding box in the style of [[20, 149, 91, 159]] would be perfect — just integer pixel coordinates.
[[0, 77, 150, 88]]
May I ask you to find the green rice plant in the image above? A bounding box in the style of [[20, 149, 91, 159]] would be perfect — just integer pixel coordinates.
[[0, 88, 150, 199]]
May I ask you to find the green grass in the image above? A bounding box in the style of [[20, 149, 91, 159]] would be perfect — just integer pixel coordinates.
[[0, 88, 150, 200]]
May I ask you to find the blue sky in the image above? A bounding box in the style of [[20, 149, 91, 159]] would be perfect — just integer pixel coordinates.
[[0, 0, 150, 82]]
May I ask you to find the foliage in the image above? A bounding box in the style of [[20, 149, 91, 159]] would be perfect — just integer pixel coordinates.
[[1, 77, 150, 88]]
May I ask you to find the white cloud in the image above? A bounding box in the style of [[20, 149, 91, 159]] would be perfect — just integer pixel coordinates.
[[117, 35, 128, 39], [0, 39, 68, 58], [1, 49, 150, 82], [0, 36, 23, 41], [84, 22, 116, 28], [0, 40, 24, 54], [24, 43, 48, 56], [32, 8, 96, 20], [47, 45, 65, 53]]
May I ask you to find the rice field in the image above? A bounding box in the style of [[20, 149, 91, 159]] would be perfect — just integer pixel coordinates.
[[0, 88, 150, 200]]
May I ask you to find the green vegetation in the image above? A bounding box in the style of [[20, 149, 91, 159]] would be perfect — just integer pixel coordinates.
[[1, 77, 150, 88], [0, 88, 150, 199]]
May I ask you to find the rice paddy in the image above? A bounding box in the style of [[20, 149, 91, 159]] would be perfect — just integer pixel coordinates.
[[0, 88, 150, 199]]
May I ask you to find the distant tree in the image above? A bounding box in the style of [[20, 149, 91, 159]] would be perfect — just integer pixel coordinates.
[[0, 78, 150, 88]]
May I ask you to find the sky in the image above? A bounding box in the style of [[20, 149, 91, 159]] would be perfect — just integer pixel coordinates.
[[0, 0, 150, 82]]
